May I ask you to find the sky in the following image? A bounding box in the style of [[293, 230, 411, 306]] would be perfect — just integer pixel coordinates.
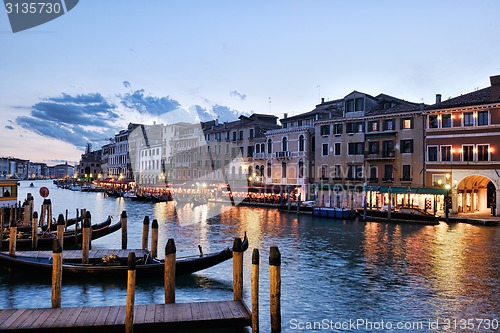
[[1, 0, 499, 165]]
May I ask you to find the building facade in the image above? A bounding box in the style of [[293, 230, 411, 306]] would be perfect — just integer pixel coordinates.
[[425, 75, 500, 216]]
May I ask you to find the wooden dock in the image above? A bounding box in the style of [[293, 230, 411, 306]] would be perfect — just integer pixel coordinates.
[[0, 300, 251, 332]]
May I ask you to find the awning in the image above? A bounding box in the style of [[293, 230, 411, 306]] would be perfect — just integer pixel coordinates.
[[367, 186, 447, 195], [317, 184, 364, 192]]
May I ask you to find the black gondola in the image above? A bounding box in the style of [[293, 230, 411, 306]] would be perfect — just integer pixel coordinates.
[[0, 234, 248, 278], [1, 216, 120, 250]]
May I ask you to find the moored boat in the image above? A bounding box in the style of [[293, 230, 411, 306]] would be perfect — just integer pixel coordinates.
[[0, 233, 248, 278], [360, 207, 440, 225], [312, 207, 357, 219]]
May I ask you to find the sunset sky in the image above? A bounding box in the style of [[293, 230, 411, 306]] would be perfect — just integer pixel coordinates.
[[1, 0, 499, 165]]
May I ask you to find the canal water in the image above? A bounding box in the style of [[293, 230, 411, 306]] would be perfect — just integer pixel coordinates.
[[1, 180, 499, 332]]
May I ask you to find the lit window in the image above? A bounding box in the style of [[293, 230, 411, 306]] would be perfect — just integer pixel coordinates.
[[428, 146, 438, 161], [478, 111, 489, 126], [463, 112, 474, 126], [477, 144, 489, 161]]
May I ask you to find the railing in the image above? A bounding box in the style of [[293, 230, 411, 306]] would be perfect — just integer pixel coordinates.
[[275, 151, 291, 159]]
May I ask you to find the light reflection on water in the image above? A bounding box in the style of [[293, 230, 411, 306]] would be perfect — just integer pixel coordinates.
[[1, 180, 498, 332]]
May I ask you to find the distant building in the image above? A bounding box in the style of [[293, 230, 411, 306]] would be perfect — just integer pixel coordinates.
[[51, 162, 75, 179], [28, 162, 48, 179], [425, 75, 500, 216], [78, 149, 102, 181]]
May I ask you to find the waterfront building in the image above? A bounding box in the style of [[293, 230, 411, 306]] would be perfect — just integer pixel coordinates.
[[28, 162, 49, 179], [104, 123, 141, 182], [134, 123, 164, 187], [77, 149, 102, 181], [199, 114, 280, 192], [264, 100, 341, 200], [425, 75, 500, 216], [50, 162, 75, 179]]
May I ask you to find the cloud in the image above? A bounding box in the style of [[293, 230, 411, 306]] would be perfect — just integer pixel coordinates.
[[4, 125, 14, 130], [230, 90, 247, 100], [15, 92, 120, 149], [120, 89, 180, 116]]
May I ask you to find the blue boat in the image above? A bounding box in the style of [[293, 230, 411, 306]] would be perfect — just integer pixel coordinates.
[[312, 207, 356, 219]]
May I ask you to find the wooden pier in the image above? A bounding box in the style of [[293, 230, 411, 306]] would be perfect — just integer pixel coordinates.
[[0, 301, 251, 332]]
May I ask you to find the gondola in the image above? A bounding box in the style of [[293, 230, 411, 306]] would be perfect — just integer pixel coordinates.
[[0, 233, 248, 278], [11, 216, 83, 233], [1, 216, 120, 250], [359, 208, 440, 225]]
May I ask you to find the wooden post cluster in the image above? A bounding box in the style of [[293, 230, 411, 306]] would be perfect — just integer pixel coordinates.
[[270, 246, 281, 333], [151, 219, 159, 258], [296, 194, 301, 214], [251, 248, 260, 333], [232, 237, 244, 301], [125, 252, 136, 333], [164, 239, 176, 304], [23, 201, 30, 225], [51, 239, 63, 309], [82, 211, 91, 264], [121, 211, 128, 250], [142, 216, 150, 251]]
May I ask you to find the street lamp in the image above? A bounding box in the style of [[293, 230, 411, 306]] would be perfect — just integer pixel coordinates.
[[445, 184, 451, 223]]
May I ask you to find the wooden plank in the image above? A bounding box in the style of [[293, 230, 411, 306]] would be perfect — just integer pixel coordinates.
[[133, 304, 147, 324], [15, 308, 45, 329], [218, 301, 237, 319], [163, 303, 174, 323], [113, 306, 126, 325], [36, 307, 66, 328], [103, 305, 121, 325], [198, 302, 214, 321], [5, 309, 36, 329], [154, 303, 164, 323], [84, 306, 107, 327], [144, 303, 156, 323], [206, 301, 223, 320], [23, 308, 53, 329], [72, 305, 94, 327], [93, 306, 112, 326], [189, 301, 203, 321], [0, 308, 17, 325], [0, 309, 29, 329], [54, 307, 83, 328], [177, 303, 193, 322]]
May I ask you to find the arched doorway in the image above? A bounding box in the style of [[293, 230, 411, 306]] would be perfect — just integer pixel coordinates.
[[456, 175, 495, 214]]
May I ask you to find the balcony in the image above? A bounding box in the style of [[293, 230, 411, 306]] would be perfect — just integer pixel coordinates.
[[365, 150, 395, 160], [252, 153, 269, 159], [382, 177, 394, 182], [275, 151, 291, 159], [400, 177, 413, 182], [368, 177, 378, 183]]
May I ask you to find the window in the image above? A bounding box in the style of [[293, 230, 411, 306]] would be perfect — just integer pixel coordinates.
[[477, 144, 489, 161], [432, 174, 447, 186], [232, 131, 237, 141], [428, 115, 438, 128], [267, 162, 271, 178], [321, 165, 328, 180], [348, 142, 364, 155], [428, 146, 438, 161], [383, 165, 393, 181], [282, 137, 288, 151], [441, 146, 452, 161], [462, 145, 474, 161], [355, 97, 364, 111], [478, 111, 489, 126], [322, 143, 329, 156], [400, 139, 413, 154], [346, 99, 355, 112], [239, 130, 244, 140], [401, 117, 414, 129], [299, 135, 305, 152], [298, 161, 304, 178], [402, 165, 411, 181], [368, 121, 379, 132], [463, 112, 474, 126], [334, 123, 343, 135], [346, 122, 355, 134], [357, 122, 364, 132], [320, 125, 330, 136], [247, 146, 253, 158], [382, 140, 395, 157], [333, 165, 342, 180], [347, 165, 363, 180], [249, 129, 254, 139], [368, 141, 379, 154], [369, 166, 377, 181], [334, 142, 341, 156], [281, 162, 287, 178], [383, 119, 395, 131], [442, 114, 452, 128], [255, 144, 260, 154], [298, 120, 303, 127], [267, 139, 272, 154]]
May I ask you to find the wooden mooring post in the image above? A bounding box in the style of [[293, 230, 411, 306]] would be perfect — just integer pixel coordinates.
[[82, 212, 91, 264], [270, 246, 281, 333], [121, 210, 128, 249], [251, 248, 260, 333], [31, 211, 38, 249], [151, 219, 158, 258], [164, 238, 176, 304], [125, 252, 136, 333], [142, 216, 150, 250], [8, 220, 17, 256], [56, 214, 65, 249], [52, 239, 63, 308], [233, 237, 244, 301]]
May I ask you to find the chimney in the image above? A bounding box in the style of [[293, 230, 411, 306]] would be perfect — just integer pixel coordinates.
[[435, 94, 442, 104], [321, 97, 325, 103], [490, 75, 500, 101], [284, 113, 288, 119]]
